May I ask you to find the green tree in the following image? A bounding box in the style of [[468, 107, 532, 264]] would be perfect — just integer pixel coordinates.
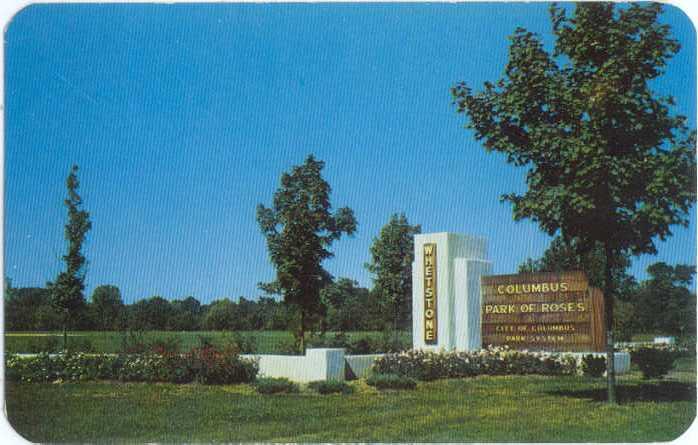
[[202, 299, 238, 330], [91, 285, 124, 331], [171, 296, 202, 331], [452, 3, 696, 403], [320, 278, 380, 331], [128, 296, 175, 330], [257, 155, 357, 352], [365, 213, 421, 338], [518, 236, 635, 297], [48, 165, 92, 349], [635, 262, 696, 337], [518, 236, 638, 340]]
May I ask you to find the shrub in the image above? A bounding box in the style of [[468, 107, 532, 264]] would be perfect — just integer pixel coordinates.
[[581, 354, 606, 377], [308, 332, 351, 350], [277, 337, 301, 355], [307, 380, 353, 395], [186, 346, 258, 384], [371, 347, 579, 381], [366, 373, 417, 390], [348, 337, 375, 354], [120, 330, 149, 354], [221, 332, 257, 354], [254, 377, 299, 394], [6, 345, 258, 385], [377, 330, 410, 353], [149, 336, 181, 355], [631, 347, 677, 379], [196, 335, 216, 348], [5, 352, 119, 383]]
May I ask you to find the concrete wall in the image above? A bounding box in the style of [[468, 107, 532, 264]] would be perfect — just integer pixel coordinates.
[[242, 348, 345, 383], [345, 354, 383, 379]]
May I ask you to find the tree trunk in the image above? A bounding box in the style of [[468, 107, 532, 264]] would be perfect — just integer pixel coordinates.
[[299, 310, 305, 354], [63, 321, 68, 352], [604, 243, 617, 404], [394, 300, 399, 350]]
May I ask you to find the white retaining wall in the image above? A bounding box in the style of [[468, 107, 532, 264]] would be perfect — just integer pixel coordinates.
[[345, 354, 383, 379], [242, 348, 345, 383]]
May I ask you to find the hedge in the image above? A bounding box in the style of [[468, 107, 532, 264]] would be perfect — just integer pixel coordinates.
[[6, 346, 258, 385]]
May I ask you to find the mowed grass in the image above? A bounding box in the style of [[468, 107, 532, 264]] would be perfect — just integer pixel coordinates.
[[4, 365, 695, 443], [4, 330, 411, 354]]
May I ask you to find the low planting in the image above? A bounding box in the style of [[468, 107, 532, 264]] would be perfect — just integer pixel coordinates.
[[5, 345, 258, 385], [372, 347, 580, 381], [581, 354, 606, 377], [307, 380, 354, 394], [631, 347, 679, 379], [254, 377, 299, 394], [306, 331, 410, 354], [366, 373, 417, 390]]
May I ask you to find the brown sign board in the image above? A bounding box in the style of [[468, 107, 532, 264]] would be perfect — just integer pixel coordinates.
[[481, 271, 605, 352]]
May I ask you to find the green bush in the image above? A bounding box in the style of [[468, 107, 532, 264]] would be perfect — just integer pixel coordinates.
[[366, 373, 417, 390], [372, 347, 579, 381], [348, 337, 375, 354], [148, 336, 181, 355], [6, 345, 258, 385], [5, 352, 119, 383], [631, 347, 677, 379], [254, 377, 299, 394], [581, 354, 606, 377], [186, 346, 258, 384], [221, 332, 258, 354], [120, 330, 149, 354], [307, 380, 353, 395]]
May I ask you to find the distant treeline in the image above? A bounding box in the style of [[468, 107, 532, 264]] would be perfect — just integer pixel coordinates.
[[4, 278, 392, 332]]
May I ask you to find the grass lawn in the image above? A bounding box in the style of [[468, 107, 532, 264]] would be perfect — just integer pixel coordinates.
[[4, 330, 411, 354], [4, 364, 695, 442]]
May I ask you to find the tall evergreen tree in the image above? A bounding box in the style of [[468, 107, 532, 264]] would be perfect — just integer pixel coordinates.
[[49, 165, 92, 349], [453, 3, 696, 403], [257, 155, 357, 352]]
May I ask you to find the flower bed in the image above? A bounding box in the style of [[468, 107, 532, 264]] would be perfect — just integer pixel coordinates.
[[6, 346, 259, 385], [371, 346, 580, 381]]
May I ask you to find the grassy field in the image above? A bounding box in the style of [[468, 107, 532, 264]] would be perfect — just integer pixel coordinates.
[[4, 330, 412, 354], [5, 361, 695, 443]]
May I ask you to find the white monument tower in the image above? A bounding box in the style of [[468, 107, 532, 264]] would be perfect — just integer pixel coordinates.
[[412, 232, 492, 351]]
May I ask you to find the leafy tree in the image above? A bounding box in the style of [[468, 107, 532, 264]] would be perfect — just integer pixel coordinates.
[[452, 3, 696, 403], [519, 236, 639, 339], [128, 296, 175, 330], [257, 155, 357, 352], [635, 262, 696, 337], [48, 165, 92, 349], [365, 213, 421, 337], [257, 297, 294, 330], [320, 278, 381, 331], [171, 296, 203, 331], [5, 286, 52, 331], [202, 299, 239, 330], [91, 285, 125, 331], [519, 236, 636, 298]]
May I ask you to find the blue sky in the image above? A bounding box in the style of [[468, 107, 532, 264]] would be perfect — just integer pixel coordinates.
[[4, 3, 696, 304]]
